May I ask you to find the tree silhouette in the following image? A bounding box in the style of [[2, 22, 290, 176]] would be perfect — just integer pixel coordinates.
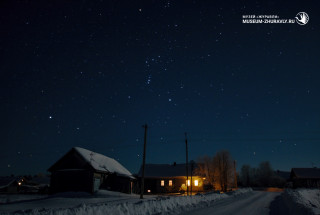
[[195, 150, 235, 192], [213, 150, 234, 192]]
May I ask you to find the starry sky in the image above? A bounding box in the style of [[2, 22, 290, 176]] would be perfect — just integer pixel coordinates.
[[1, 0, 320, 176]]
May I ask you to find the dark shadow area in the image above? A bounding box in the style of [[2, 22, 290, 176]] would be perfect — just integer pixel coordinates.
[[0, 196, 50, 205], [269, 195, 291, 215], [0, 192, 90, 205]]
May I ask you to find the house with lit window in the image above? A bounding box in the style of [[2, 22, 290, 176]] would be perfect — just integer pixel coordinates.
[[48, 147, 135, 194], [137, 162, 204, 194], [0, 176, 25, 193], [290, 168, 320, 188]]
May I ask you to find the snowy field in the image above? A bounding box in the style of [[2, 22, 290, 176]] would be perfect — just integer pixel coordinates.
[[0, 195, 47, 204], [0, 189, 252, 215], [283, 188, 320, 215]]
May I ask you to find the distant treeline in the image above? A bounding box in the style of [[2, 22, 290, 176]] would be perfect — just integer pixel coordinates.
[[239, 162, 287, 187]]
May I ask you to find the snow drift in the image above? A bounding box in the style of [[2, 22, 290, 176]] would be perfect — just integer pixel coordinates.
[[283, 188, 320, 215], [0, 189, 252, 215]]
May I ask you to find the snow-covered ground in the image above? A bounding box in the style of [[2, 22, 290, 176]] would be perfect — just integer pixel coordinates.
[[0, 189, 252, 215], [182, 191, 282, 215], [0, 195, 48, 204], [3, 188, 319, 215], [283, 188, 320, 215]]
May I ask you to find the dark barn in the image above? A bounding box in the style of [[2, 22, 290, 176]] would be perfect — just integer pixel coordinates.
[[290, 168, 320, 188], [48, 147, 135, 194]]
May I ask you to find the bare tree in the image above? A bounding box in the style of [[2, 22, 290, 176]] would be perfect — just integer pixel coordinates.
[[257, 161, 274, 187], [240, 162, 286, 187], [213, 150, 234, 192], [240, 165, 251, 187], [195, 151, 235, 192], [194, 155, 215, 189]]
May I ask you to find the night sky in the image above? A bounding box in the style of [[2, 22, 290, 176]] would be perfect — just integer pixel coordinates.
[[1, 0, 320, 176]]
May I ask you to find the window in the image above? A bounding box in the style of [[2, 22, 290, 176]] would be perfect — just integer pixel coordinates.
[[194, 180, 199, 186], [169, 180, 173, 186], [161, 180, 165, 186], [187, 180, 190, 186]]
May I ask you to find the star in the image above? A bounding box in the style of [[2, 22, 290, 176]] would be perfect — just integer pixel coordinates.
[[146, 75, 152, 85], [49, 116, 53, 119]]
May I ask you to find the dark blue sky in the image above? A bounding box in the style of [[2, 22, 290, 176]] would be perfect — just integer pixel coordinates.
[[1, 0, 320, 176]]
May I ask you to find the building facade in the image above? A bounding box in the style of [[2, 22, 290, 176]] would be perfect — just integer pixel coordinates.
[[290, 168, 320, 188], [137, 163, 204, 194]]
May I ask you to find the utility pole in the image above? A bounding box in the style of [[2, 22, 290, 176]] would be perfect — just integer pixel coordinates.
[[191, 161, 193, 195], [140, 124, 148, 199], [185, 132, 189, 196], [234, 160, 237, 189]]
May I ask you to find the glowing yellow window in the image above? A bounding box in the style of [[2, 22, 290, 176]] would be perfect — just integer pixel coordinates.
[[194, 180, 199, 186], [161, 180, 165, 186], [186, 180, 190, 186], [169, 180, 173, 186]]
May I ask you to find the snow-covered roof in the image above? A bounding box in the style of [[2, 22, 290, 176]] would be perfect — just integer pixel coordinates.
[[74, 147, 134, 179], [291, 168, 320, 179], [138, 163, 198, 178], [0, 176, 23, 189]]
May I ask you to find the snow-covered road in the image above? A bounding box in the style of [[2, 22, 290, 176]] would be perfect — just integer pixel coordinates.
[[181, 191, 288, 215]]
